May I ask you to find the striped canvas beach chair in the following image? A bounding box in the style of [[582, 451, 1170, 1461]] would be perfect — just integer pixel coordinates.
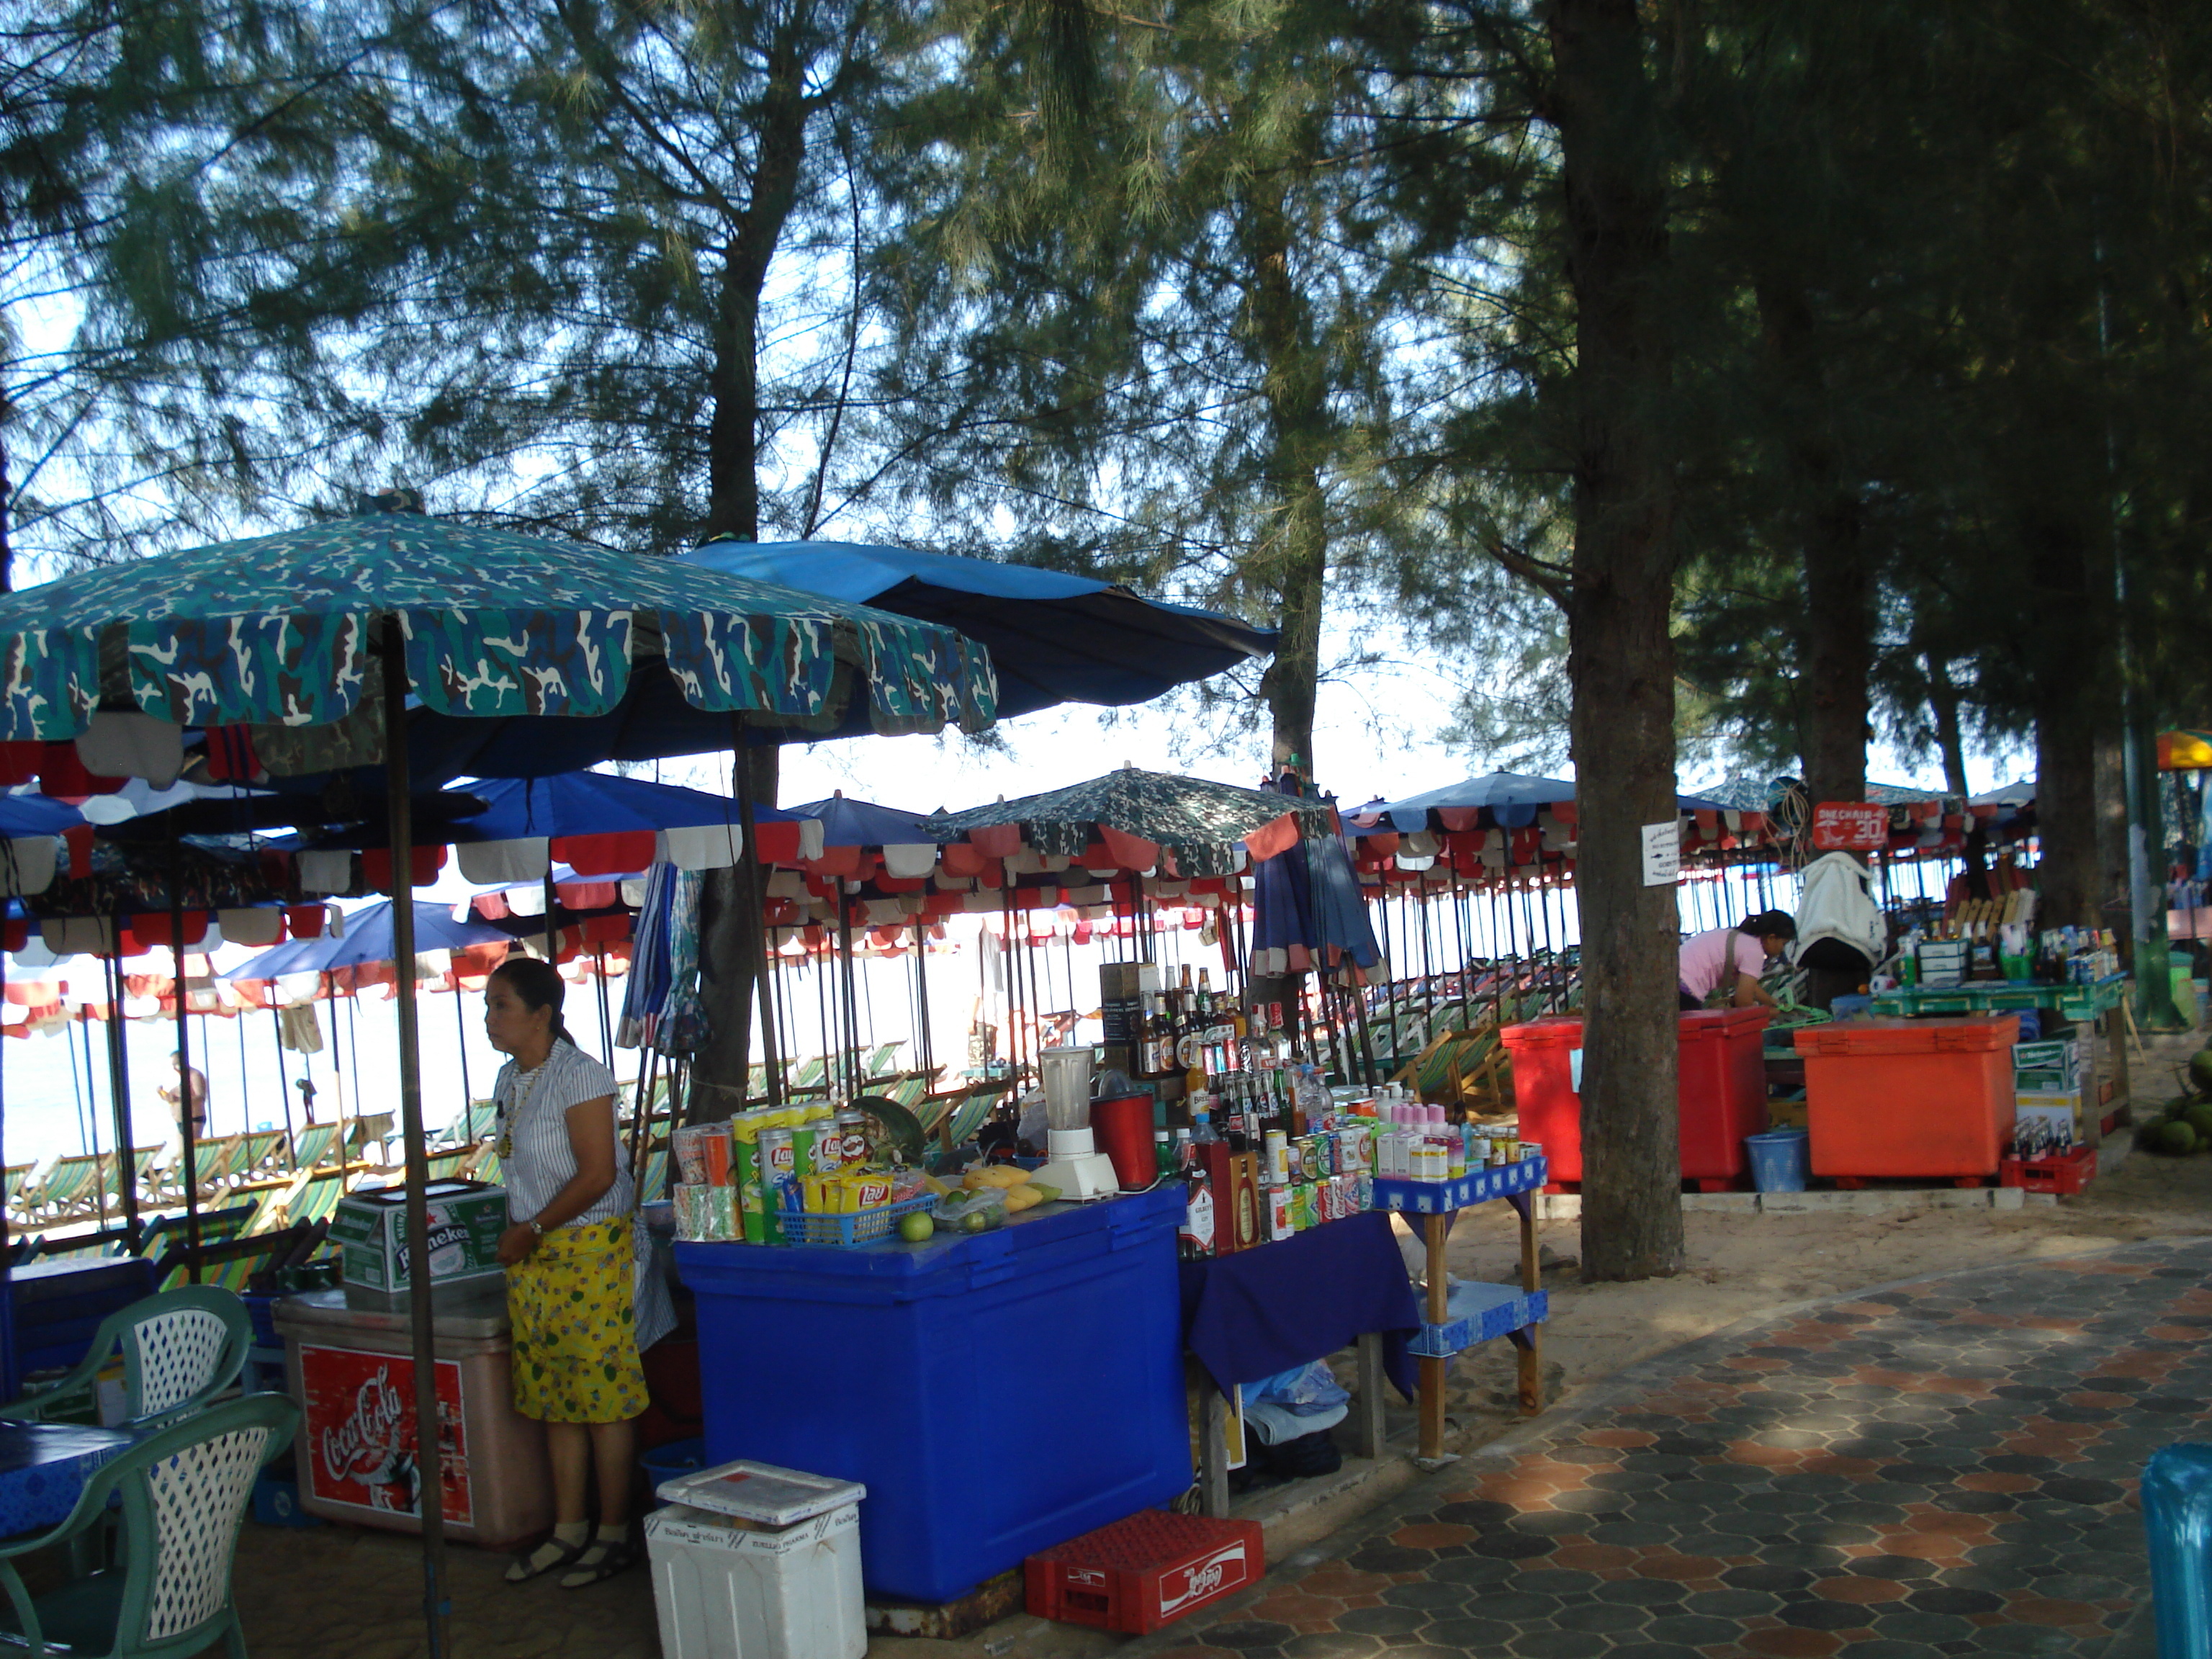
[[15, 1155, 104, 1226], [863, 1042, 906, 1079], [288, 1123, 341, 1170], [235, 1131, 288, 1183], [0, 1164, 31, 1216], [464, 1143, 502, 1185]]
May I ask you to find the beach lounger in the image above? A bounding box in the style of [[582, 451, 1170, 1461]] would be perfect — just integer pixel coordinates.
[[863, 1042, 906, 1079], [0, 1164, 31, 1217], [288, 1123, 341, 1170], [464, 1144, 502, 1184], [14, 1155, 104, 1226], [235, 1130, 288, 1183]]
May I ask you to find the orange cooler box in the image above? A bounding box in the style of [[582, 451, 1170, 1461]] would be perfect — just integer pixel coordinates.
[[1501, 1010, 1771, 1187], [1793, 1017, 2017, 1179]]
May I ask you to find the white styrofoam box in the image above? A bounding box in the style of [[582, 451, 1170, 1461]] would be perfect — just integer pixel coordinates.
[[645, 1499, 866, 1659]]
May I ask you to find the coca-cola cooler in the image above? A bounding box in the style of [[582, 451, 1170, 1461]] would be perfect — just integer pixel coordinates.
[[273, 1277, 552, 1549]]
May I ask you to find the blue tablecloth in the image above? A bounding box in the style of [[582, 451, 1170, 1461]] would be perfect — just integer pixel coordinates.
[[0, 1421, 131, 1537], [1178, 1210, 1421, 1400]]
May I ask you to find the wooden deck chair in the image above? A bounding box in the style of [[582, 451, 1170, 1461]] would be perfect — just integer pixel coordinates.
[[463, 1143, 502, 1184], [284, 1166, 358, 1230], [862, 1042, 905, 1079], [0, 1164, 32, 1217], [11, 1157, 92, 1226], [346, 1112, 397, 1164], [637, 1146, 667, 1205], [786, 1055, 830, 1092], [30, 1233, 126, 1261], [143, 1205, 257, 1291], [176, 1135, 245, 1203], [424, 1150, 469, 1181], [287, 1122, 341, 1170], [235, 1130, 287, 1184]]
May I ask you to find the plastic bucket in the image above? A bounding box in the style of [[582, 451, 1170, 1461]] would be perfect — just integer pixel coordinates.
[[1745, 1130, 1810, 1194], [640, 1437, 707, 1506]]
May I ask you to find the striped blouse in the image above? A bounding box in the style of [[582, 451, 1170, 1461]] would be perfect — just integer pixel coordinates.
[[494, 1039, 632, 1229]]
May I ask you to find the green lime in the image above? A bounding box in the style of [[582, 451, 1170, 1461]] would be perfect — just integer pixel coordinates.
[[962, 1210, 989, 1233], [899, 1211, 935, 1243]]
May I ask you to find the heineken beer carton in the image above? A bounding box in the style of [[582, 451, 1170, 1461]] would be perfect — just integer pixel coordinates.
[[328, 1179, 509, 1293]]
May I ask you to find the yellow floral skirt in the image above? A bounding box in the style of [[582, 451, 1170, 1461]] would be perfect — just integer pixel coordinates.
[[506, 1218, 649, 1424]]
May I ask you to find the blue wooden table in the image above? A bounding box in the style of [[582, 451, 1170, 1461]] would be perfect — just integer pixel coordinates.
[[0, 1421, 132, 1537]]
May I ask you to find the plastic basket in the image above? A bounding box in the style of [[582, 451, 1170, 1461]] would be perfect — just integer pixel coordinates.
[[775, 1192, 938, 1249], [1999, 1146, 2096, 1196]]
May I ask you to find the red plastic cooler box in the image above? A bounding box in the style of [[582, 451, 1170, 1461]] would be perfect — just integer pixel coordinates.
[[1501, 1010, 1771, 1187], [1794, 1016, 2016, 1180]]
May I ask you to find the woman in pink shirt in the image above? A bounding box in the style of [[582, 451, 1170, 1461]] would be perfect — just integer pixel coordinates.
[[1678, 912, 1797, 1010]]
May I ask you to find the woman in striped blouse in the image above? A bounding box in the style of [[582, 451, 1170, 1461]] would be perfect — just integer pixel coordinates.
[[485, 957, 648, 1588]]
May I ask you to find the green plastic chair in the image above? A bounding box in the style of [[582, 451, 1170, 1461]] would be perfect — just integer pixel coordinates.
[[0, 1390, 299, 1658], [1, 1287, 253, 1435]]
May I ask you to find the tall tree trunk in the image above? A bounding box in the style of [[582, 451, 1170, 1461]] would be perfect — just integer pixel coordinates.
[[691, 26, 819, 1110], [2036, 698, 2100, 932], [1925, 653, 1969, 797], [1551, 0, 1683, 1282], [1244, 173, 1331, 771], [1754, 281, 1869, 809], [2092, 728, 2128, 938]]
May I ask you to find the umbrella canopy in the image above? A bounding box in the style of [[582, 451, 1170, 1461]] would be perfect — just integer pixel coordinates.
[[927, 766, 1332, 879], [1350, 770, 1726, 835], [220, 899, 512, 983], [447, 773, 824, 882], [0, 498, 997, 781], [683, 539, 1273, 728], [0, 790, 81, 896]]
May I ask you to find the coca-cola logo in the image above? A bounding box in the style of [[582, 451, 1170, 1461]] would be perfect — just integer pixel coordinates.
[[320, 1366, 418, 1513], [1158, 1542, 1246, 1617]]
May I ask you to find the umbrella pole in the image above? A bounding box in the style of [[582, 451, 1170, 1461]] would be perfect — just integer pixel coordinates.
[[454, 991, 472, 1114], [544, 871, 557, 961], [379, 626, 452, 1659], [271, 1004, 297, 1167], [104, 941, 137, 1244], [836, 889, 858, 1100], [235, 1009, 250, 1137], [730, 726, 783, 1110], [168, 819, 202, 1280], [916, 922, 935, 1078]]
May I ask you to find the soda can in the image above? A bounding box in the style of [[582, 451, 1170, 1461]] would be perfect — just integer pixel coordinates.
[[1264, 1130, 1290, 1187], [1317, 1175, 1339, 1223], [1355, 1173, 1373, 1212], [1269, 1184, 1295, 1241], [757, 1127, 799, 1211], [1291, 1182, 1318, 1231]]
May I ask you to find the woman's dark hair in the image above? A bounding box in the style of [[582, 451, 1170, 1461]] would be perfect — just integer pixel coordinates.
[[1738, 910, 1798, 940], [490, 956, 572, 1044]]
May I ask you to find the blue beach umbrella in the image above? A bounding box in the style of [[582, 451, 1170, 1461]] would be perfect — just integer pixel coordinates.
[[682, 539, 1274, 728]]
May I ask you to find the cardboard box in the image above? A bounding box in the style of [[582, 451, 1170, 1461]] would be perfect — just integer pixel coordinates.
[[1195, 1145, 1262, 1252], [328, 1179, 508, 1293]]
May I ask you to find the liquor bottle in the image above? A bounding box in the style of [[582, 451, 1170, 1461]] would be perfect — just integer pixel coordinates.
[[1180, 1161, 1216, 1259]]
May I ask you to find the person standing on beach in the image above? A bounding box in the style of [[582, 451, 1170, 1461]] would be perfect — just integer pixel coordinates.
[[158, 1052, 209, 1138]]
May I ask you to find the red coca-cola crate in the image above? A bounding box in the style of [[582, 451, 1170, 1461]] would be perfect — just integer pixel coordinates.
[[1026, 1509, 1264, 1634], [1999, 1145, 2097, 1196]]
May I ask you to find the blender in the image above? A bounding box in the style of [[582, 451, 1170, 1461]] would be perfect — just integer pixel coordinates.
[[1029, 1045, 1123, 1202]]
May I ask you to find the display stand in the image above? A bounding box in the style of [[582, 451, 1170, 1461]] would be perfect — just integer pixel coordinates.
[[1178, 1210, 1421, 1519], [1371, 1156, 1550, 1465]]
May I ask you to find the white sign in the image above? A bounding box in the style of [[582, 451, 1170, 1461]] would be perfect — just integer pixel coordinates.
[[1641, 821, 1681, 887]]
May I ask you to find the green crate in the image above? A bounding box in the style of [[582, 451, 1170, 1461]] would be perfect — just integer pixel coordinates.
[[2014, 1038, 2079, 1069]]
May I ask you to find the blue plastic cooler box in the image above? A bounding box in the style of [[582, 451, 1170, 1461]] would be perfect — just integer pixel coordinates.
[[675, 1185, 1190, 1605]]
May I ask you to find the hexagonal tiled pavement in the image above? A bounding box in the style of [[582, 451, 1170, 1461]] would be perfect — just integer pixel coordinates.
[[1148, 1239, 2206, 1659]]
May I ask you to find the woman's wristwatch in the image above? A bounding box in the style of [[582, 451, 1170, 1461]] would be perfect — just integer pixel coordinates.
[[528, 1218, 545, 1238]]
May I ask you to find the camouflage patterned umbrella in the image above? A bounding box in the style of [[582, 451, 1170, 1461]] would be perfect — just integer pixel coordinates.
[[0, 493, 997, 1657], [0, 495, 994, 765], [927, 765, 1333, 878]]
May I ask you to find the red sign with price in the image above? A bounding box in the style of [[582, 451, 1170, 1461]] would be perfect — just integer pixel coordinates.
[[1811, 803, 1889, 852]]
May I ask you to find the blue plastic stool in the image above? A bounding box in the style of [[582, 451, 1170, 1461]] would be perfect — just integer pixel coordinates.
[[1745, 1130, 1809, 1194], [2144, 1444, 2212, 1657]]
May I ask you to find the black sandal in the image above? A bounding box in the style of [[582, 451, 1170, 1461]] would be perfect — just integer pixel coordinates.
[[505, 1535, 585, 1584], [559, 1537, 637, 1588]]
